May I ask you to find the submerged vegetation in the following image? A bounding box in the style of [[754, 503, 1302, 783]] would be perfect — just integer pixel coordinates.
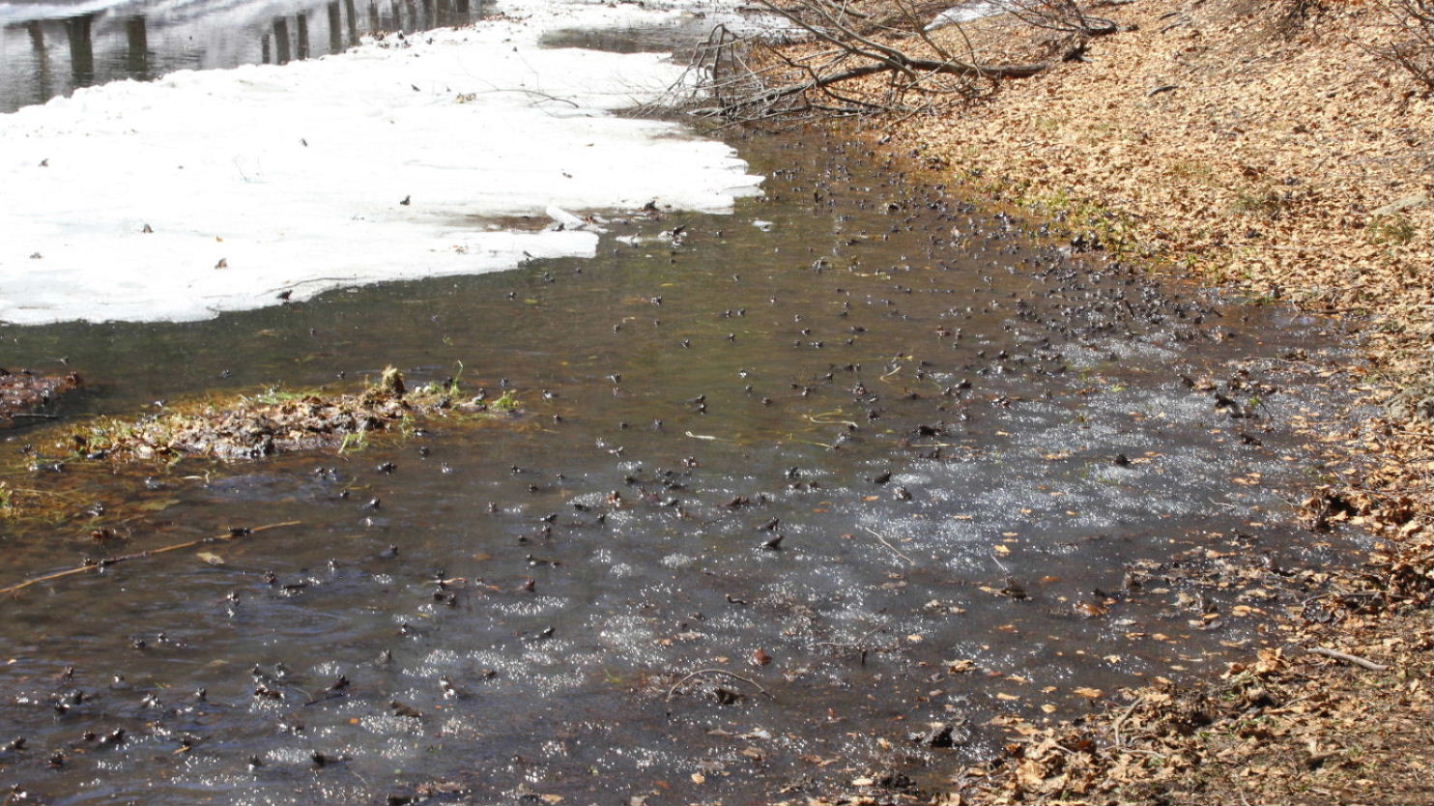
[[64, 365, 517, 464], [0, 366, 519, 523]]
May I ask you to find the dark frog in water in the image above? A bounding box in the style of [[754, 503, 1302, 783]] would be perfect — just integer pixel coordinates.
[[0, 369, 82, 425]]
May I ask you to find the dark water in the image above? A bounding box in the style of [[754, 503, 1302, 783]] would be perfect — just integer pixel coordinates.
[[0, 0, 486, 112], [540, 18, 719, 55], [0, 124, 1369, 804]]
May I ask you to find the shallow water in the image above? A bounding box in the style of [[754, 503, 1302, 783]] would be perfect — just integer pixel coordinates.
[[0, 0, 486, 112], [0, 121, 1370, 803]]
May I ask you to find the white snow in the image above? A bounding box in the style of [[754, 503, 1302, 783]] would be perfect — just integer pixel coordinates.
[[924, 1, 1002, 31], [0, 0, 143, 26], [0, 0, 764, 324]]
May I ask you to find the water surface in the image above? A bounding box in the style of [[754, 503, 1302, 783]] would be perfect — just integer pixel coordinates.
[[0, 125, 1369, 804], [0, 0, 485, 111]]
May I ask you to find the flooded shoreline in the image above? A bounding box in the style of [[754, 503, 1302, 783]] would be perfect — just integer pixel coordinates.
[[0, 122, 1372, 803]]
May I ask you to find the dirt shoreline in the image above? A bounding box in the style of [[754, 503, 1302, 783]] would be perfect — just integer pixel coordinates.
[[748, 0, 1431, 802]]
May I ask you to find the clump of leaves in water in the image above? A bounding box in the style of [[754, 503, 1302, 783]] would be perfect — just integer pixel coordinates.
[[0, 366, 523, 523], [60, 365, 519, 465]]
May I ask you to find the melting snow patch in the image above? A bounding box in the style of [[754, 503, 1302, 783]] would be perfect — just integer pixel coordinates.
[[925, 1, 1002, 31], [0, 0, 763, 324]]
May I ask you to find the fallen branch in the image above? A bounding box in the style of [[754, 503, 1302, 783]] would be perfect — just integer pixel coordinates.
[[1308, 646, 1390, 671], [0, 520, 303, 596], [688, 0, 1123, 121], [666, 668, 774, 701], [707, 52, 1057, 119]]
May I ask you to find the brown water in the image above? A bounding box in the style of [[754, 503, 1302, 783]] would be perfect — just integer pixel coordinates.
[[0, 127, 1368, 804]]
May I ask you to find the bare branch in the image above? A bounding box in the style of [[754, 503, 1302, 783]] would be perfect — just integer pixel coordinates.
[[676, 0, 1124, 122]]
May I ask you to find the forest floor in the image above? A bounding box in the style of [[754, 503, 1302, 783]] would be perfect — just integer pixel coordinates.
[[747, 0, 1431, 802]]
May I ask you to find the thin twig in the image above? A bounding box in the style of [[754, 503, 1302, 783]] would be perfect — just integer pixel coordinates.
[[666, 668, 774, 701], [1308, 646, 1389, 671], [1, 521, 303, 596], [1111, 695, 1145, 747], [859, 525, 914, 564]]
